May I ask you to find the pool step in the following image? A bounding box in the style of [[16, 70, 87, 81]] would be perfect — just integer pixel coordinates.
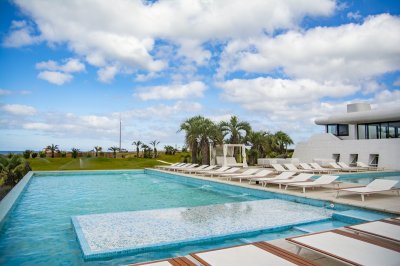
[[293, 220, 349, 234], [332, 209, 392, 224]]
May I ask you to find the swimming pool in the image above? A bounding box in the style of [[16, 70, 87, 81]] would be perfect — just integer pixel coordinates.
[[337, 171, 400, 188], [0, 170, 394, 265]]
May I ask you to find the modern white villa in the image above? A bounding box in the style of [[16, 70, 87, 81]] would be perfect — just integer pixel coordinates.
[[293, 103, 400, 170]]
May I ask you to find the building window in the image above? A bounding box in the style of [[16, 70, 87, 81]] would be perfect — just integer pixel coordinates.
[[369, 154, 379, 167], [326, 124, 349, 136], [357, 121, 400, 139], [350, 154, 358, 167]]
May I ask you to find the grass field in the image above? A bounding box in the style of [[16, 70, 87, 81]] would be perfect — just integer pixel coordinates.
[[27, 153, 189, 171]]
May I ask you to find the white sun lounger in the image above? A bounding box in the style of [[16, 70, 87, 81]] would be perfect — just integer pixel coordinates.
[[271, 164, 291, 173], [287, 229, 400, 266], [336, 179, 399, 201], [223, 168, 259, 181], [309, 162, 339, 174], [190, 242, 316, 266], [246, 170, 275, 184], [201, 166, 231, 177], [253, 172, 296, 187], [284, 163, 311, 173], [190, 165, 218, 174], [180, 165, 208, 173], [284, 175, 339, 193], [175, 164, 201, 172], [329, 162, 358, 172], [131, 256, 196, 266], [299, 163, 324, 174], [212, 167, 241, 177], [157, 162, 181, 169], [357, 161, 384, 171], [346, 220, 400, 243], [338, 162, 365, 172], [167, 163, 193, 171], [267, 173, 314, 189]]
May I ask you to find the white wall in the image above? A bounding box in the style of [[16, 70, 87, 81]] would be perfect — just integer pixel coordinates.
[[293, 133, 400, 170]]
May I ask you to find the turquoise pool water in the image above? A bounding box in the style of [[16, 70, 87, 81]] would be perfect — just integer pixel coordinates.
[[0, 170, 393, 265], [337, 171, 400, 188]]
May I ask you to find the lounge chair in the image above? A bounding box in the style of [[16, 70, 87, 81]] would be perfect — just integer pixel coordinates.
[[338, 162, 365, 172], [284, 175, 339, 193], [255, 171, 297, 187], [346, 220, 400, 243], [176, 164, 202, 172], [157, 162, 181, 169], [180, 165, 208, 173], [201, 167, 231, 177], [222, 168, 259, 181], [287, 229, 400, 266], [329, 162, 358, 172], [309, 162, 339, 174], [299, 163, 324, 174], [266, 173, 314, 189], [190, 165, 218, 174], [284, 163, 313, 173], [357, 161, 384, 171], [271, 164, 290, 173], [336, 179, 399, 201], [240, 170, 273, 184], [190, 242, 317, 266], [131, 256, 196, 266], [212, 167, 241, 177]]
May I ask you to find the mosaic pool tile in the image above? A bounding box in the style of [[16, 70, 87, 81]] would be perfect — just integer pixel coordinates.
[[72, 199, 332, 259]]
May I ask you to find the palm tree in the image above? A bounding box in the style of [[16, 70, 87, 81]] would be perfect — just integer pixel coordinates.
[[108, 146, 119, 158], [132, 140, 142, 157], [141, 144, 152, 158], [197, 117, 223, 165], [45, 144, 59, 158], [94, 146, 102, 157], [219, 116, 251, 161], [245, 131, 271, 164], [71, 148, 80, 158], [274, 131, 294, 155], [0, 155, 26, 185], [149, 140, 160, 158], [179, 116, 203, 163]]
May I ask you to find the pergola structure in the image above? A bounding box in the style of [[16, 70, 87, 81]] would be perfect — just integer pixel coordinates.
[[212, 144, 248, 167]]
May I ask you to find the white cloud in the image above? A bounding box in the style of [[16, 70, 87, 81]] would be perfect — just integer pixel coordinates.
[[219, 14, 400, 83], [347, 11, 362, 21], [8, 0, 335, 79], [0, 89, 12, 95], [36, 58, 85, 73], [135, 81, 206, 100], [23, 122, 52, 130], [97, 65, 119, 83], [394, 78, 400, 86], [2, 20, 40, 47], [37, 71, 73, 85], [2, 104, 37, 116], [121, 101, 202, 119]]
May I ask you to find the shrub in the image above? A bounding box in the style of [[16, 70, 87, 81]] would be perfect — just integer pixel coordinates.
[[71, 148, 79, 159], [61, 151, 67, 158], [31, 152, 38, 158], [39, 151, 46, 158]]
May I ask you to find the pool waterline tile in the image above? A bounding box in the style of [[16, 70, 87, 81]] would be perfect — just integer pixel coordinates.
[[72, 199, 332, 260]]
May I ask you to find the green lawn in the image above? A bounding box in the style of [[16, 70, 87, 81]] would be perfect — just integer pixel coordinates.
[[28, 153, 189, 171]]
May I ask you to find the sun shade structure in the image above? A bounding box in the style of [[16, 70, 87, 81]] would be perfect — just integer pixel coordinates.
[[213, 144, 248, 167]]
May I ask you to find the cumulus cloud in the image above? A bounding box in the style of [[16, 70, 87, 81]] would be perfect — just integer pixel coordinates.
[[218, 14, 400, 83], [7, 0, 335, 80], [36, 58, 85, 73], [2, 104, 37, 116], [97, 65, 119, 83], [2, 20, 40, 47], [37, 71, 73, 85], [135, 81, 206, 100]]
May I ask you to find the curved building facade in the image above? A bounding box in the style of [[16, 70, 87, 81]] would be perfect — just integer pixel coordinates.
[[293, 103, 400, 170]]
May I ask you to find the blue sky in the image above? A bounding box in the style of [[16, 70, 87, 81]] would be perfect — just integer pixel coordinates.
[[0, 0, 399, 151]]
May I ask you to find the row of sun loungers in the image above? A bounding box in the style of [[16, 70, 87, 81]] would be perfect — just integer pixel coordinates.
[[133, 217, 400, 266], [158, 163, 399, 200]]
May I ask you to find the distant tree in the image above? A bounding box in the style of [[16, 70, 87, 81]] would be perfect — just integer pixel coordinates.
[[31, 152, 38, 159], [141, 144, 152, 158], [71, 148, 80, 159], [149, 140, 160, 158], [132, 141, 142, 157], [23, 150, 32, 159], [164, 145, 175, 155], [274, 131, 294, 155], [108, 146, 119, 158], [94, 146, 102, 157], [45, 144, 59, 158]]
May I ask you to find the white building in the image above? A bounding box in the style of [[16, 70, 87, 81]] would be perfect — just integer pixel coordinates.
[[293, 103, 400, 170]]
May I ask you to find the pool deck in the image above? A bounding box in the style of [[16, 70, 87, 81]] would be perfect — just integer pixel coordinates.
[[153, 168, 400, 215]]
